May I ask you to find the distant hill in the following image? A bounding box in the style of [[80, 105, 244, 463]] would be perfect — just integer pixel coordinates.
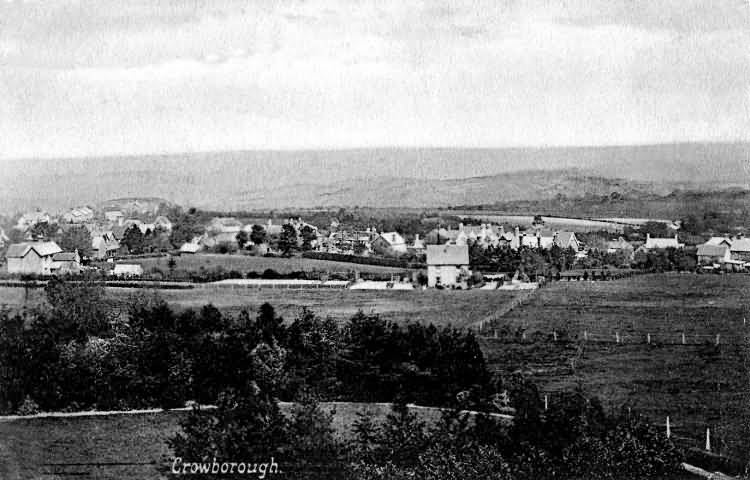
[[243, 169, 684, 209], [0, 143, 746, 212]]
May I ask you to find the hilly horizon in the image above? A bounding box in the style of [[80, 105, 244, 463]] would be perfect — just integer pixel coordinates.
[[0, 143, 747, 213]]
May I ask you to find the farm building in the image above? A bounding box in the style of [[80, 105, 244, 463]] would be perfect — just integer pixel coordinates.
[[51, 251, 81, 275], [113, 264, 144, 277], [426, 244, 470, 287], [729, 237, 750, 262], [371, 232, 408, 255], [5, 241, 63, 275], [696, 243, 731, 265], [153, 216, 173, 232]]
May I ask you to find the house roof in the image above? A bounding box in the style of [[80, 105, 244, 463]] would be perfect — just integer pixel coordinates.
[[645, 236, 681, 249], [6, 241, 63, 258], [697, 244, 729, 257], [52, 252, 79, 262], [729, 238, 750, 252], [426, 244, 469, 266], [556, 232, 577, 247], [706, 236, 732, 246], [376, 232, 405, 246]]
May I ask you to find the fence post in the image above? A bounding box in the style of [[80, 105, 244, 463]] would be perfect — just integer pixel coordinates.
[[553, 331, 557, 342], [705, 427, 711, 452], [522, 330, 526, 341], [615, 331, 620, 344], [494, 329, 498, 339], [666, 416, 671, 439], [584, 331, 588, 341], [715, 334, 720, 346], [544, 394, 548, 411], [681, 333, 686, 345], [647, 333, 651, 344]]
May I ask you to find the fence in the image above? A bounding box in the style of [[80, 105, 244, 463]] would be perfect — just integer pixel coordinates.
[[479, 329, 747, 346]]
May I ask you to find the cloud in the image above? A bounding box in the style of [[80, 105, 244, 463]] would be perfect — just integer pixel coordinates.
[[0, 0, 747, 158]]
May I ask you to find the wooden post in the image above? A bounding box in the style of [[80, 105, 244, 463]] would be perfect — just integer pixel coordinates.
[[715, 334, 720, 346], [705, 427, 711, 452], [666, 416, 671, 439], [522, 330, 527, 341], [544, 394, 548, 411], [553, 331, 557, 341], [615, 331, 620, 344], [494, 329, 498, 339], [681, 333, 686, 345], [647, 333, 651, 344], [584, 331, 588, 341]]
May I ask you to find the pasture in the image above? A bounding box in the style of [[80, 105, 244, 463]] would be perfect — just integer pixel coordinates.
[[132, 253, 409, 275], [105, 287, 520, 328], [481, 273, 750, 461], [0, 284, 524, 329]]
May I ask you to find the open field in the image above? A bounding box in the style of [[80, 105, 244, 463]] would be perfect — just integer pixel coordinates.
[[105, 287, 520, 327], [481, 273, 750, 461], [0, 285, 523, 328], [132, 254, 410, 275]]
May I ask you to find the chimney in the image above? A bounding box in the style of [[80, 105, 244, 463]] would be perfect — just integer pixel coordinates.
[[415, 233, 420, 241], [646, 233, 650, 240]]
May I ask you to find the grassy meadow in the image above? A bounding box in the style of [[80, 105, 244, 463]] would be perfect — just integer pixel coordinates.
[[481, 273, 750, 461]]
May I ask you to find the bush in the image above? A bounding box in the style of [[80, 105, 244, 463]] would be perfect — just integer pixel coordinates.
[[16, 396, 40, 415]]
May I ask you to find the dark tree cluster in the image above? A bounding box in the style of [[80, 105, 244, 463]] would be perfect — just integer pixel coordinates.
[[0, 280, 491, 413]]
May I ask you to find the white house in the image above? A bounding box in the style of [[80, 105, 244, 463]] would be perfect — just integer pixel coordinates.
[[643, 233, 684, 250], [113, 263, 144, 277], [5, 241, 63, 275], [371, 232, 408, 254], [426, 244, 470, 287]]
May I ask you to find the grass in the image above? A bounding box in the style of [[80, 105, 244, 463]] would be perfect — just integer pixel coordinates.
[[104, 287, 521, 328], [132, 253, 409, 275], [480, 273, 750, 461]]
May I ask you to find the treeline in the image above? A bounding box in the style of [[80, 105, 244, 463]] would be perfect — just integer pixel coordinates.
[[0, 278, 491, 413]]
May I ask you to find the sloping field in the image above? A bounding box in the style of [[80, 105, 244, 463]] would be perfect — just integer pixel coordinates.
[[480, 273, 750, 461]]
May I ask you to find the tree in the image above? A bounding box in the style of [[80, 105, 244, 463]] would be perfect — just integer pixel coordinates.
[[236, 230, 249, 250], [121, 224, 145, 254], [44, 275, 112, 341], [278, 224, 298, 256], [29, 221, 56, 241], [250, 224, 267, 246], [300, 225, 317, 251], [59, 225, 92, 257]]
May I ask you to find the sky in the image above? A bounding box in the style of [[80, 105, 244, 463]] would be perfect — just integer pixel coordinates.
[[0, 0, 748, 159]]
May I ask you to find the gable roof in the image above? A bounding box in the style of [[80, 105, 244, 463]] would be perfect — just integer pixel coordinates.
[[376, 232, 405, 246], [6, 241, 63, 258], [706, 236, 732, 246], [426, 244, 469, 266], [555, 232, 577, 248], [729, 238, 750, 252]]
